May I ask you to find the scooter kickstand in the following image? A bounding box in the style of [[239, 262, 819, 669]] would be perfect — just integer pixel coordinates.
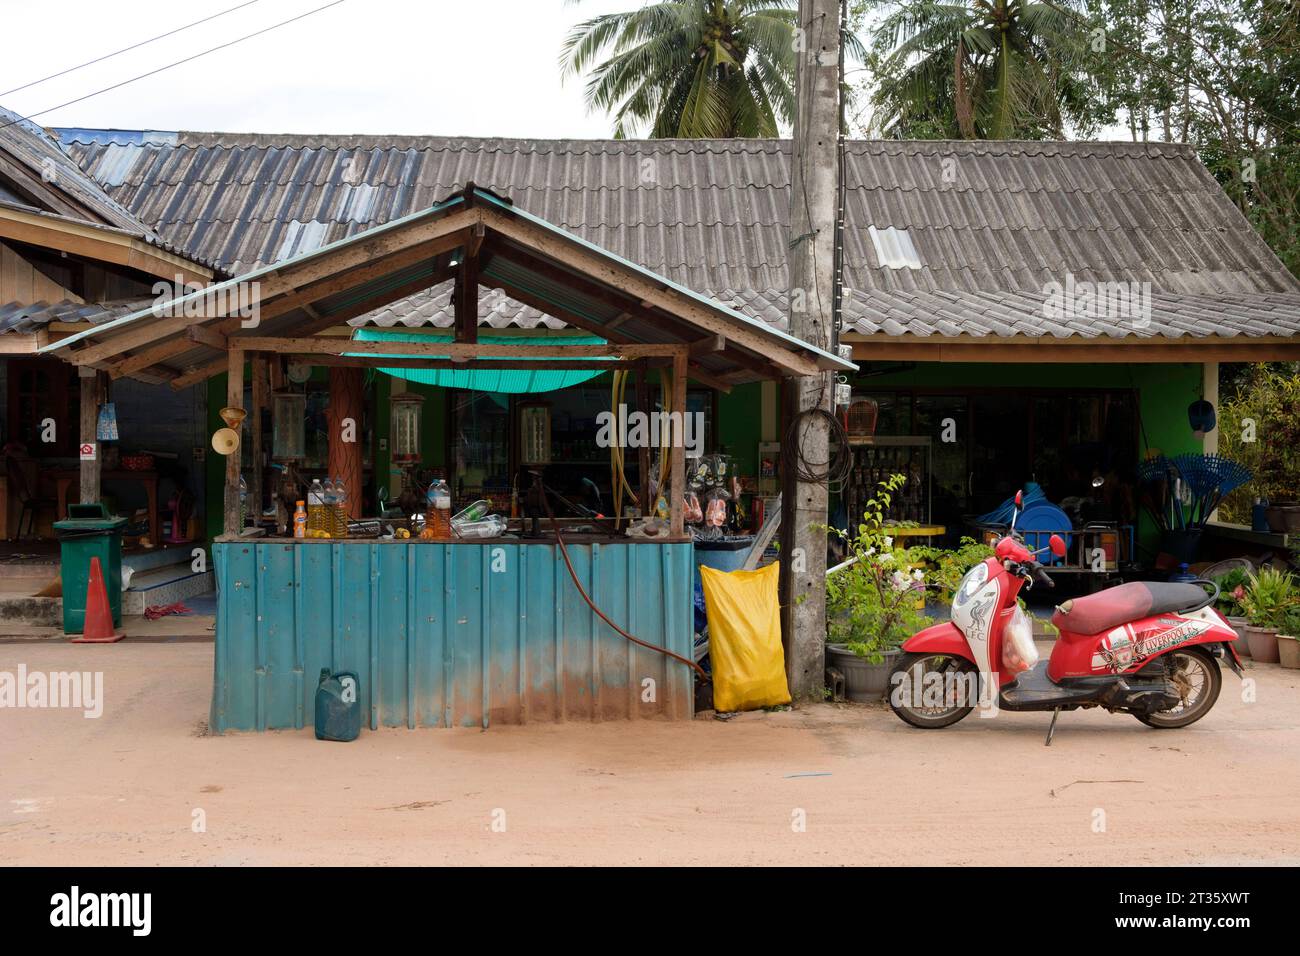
[[1045, 708, 1061, 747]]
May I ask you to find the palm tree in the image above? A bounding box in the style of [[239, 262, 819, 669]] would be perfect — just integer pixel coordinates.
[[865, 0, 1096, 139], [562, 1, 860, 138]]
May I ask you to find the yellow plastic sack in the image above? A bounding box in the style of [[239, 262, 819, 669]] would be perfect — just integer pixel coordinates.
[[700, 562, 792, 712]]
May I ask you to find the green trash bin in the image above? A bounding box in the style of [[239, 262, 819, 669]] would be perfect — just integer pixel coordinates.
[[54, 503, 127, 634]]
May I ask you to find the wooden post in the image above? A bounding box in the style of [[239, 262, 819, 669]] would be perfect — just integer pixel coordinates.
[[454, 241, 479, 344], [78, 367, 102, 506], [779, 0, 840, 699], [1202, 362, 1219, 456], [669, 348, 687, 536], [327, 367, 365, 519], [223, 349, 244, 537], [250, 356, 267, 523]]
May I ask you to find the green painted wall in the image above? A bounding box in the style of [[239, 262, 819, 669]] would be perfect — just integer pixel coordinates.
[[717, 382, 762, 475]]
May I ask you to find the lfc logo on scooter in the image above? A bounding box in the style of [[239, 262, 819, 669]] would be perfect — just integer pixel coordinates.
[[1093, 627, 1135, 672], [1092, 617, 1211, 673]]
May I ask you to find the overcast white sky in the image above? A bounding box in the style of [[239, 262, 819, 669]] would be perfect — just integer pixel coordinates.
[[0, 0, 619, 137]]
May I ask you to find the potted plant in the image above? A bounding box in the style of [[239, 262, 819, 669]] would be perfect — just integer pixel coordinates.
[[1278, 609, 1300, 670], [1213, 567, 1252, 658], [1239, 566, 1298, 664], [826, 475, 932, 701]]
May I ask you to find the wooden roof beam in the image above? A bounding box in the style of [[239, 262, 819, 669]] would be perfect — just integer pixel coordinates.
[[63, 216, 476, 367]]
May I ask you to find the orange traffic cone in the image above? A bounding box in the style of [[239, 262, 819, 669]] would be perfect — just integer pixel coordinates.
[[71, 555, 124, 644]]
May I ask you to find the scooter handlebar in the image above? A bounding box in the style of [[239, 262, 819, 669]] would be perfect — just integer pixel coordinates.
[[1012, 559, 1055, 590]]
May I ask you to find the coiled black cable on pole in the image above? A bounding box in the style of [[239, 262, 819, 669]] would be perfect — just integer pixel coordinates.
[[784, 406, 853, 492]]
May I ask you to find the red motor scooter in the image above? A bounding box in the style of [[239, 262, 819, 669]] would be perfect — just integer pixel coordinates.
[[888, 490, 1243, 744]]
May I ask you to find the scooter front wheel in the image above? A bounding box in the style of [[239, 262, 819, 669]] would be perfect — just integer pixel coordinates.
[[888, 652, 978, 729], [1135, 648, 1221, 729]]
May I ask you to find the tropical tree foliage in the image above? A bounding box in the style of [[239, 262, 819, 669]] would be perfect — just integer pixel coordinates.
[[1083, 0, 1300, 278], [855, 0, 1299, 277], [561, 0, 864, 138], [859, 0, 1099, 139]]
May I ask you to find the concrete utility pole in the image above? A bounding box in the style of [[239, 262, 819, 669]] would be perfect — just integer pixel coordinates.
[[780, 0, 841, 699]]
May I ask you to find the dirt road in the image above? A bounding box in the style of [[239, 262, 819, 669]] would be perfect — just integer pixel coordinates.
[[2, 640, 1297, 866]]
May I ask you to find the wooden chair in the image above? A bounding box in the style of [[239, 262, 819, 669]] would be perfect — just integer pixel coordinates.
[[4, 455, 56, 538]]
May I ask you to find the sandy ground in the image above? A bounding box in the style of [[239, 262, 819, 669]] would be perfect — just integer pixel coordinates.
[[2, 639, 1298, 866]]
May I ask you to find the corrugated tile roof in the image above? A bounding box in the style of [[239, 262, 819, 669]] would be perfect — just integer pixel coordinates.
[[54, 131, 1300, 339], [0, 297, 151, 335], [0, 106, 223, 278]]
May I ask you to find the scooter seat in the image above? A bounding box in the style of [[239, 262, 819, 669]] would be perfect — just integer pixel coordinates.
[[1052, 581, 1211, 635]]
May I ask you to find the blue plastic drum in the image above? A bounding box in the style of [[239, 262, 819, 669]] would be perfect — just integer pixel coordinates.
[[1016, 503, 1072, 565]]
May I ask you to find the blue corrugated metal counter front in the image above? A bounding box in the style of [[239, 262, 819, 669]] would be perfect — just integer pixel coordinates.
[[210, 540, 695, 732]]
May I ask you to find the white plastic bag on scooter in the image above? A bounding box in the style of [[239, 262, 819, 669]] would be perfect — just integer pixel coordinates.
[[1001, 604, 1039, 675]]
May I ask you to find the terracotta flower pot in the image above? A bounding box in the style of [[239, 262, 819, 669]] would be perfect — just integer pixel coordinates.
[[1278, 634, 1300, 670], [1245, 625, 1281, 664]]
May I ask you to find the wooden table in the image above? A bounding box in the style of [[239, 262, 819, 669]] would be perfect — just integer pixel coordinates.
[[53, 469, 160, 544]]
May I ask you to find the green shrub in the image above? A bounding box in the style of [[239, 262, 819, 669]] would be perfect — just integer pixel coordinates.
[[1213, 567, 1250, 616], [1240, 566, 1300, 629]]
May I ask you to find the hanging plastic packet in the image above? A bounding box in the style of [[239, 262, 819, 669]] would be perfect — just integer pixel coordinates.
[[1001, 603, 1039, 675]]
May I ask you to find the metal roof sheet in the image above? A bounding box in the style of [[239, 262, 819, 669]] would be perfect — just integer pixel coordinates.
[[0, 106, 223, 277], [53, 131, 1300, 340], [44, 187, 854, 383]]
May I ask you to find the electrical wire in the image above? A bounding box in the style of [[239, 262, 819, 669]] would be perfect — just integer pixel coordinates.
[[0, 0, 348, 133], [783, 405, 853, 491], [0, 1, 264, 98]]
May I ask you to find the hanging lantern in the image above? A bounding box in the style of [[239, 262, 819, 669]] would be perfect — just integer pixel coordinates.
[[271, 392, 307, 460], [519, 402, 551, 465], [390, 392, 425, 463]]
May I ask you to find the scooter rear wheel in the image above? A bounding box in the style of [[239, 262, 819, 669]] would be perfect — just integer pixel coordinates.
[[1135, 649, 1221, 729], [889, 652, 979, 728]]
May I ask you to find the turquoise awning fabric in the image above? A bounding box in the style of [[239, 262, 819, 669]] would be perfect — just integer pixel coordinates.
[[350, 328, 609, 393]]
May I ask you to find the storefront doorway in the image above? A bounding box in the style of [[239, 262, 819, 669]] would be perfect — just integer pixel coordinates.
[[851, 384, 1140, 544]]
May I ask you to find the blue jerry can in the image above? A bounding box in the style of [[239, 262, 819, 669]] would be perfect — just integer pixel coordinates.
[[315, 669, 361, 741]]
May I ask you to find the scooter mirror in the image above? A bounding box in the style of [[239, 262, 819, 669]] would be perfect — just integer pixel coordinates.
[[1049, 534, 1067, 557]]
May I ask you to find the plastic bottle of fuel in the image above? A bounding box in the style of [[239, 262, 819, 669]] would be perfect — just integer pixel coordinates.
[[307, 479, 325, 534], [428, 479, 452, 539], [333, 478, 348, 538], [322, 478, 336, 537]]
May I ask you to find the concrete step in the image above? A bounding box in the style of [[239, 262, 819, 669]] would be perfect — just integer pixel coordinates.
[[0, 593, 61, 628], [123, 544, 205, 574], [122, 561, 214, 616], [0, 560, 60, 583]]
